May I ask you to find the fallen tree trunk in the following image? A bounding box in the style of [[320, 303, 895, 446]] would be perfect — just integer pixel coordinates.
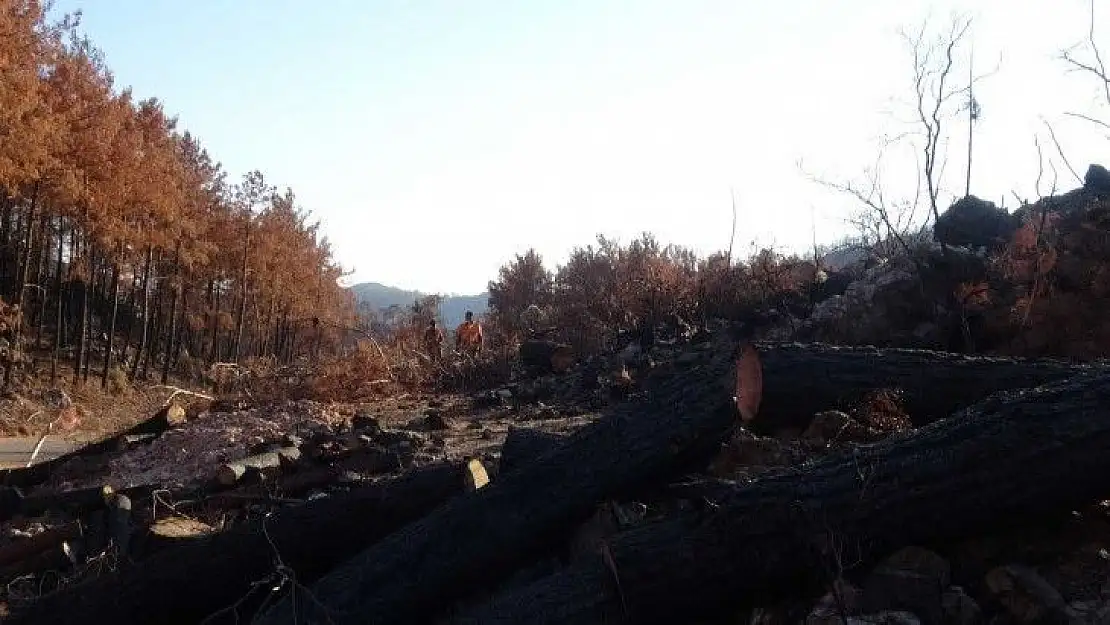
[[0, 521, 82, 568], [8, 461, 482, 625], [450, 372, 1110, 625], [499, 426, 569, 475], [254, 363, 741, 625], [747, 342, 1099, 431], [252, 341, 1101, 625]]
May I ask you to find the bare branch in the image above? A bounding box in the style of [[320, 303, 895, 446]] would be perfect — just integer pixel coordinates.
[[1041, 117, 1084, 185], [1063, 110, 1110, 132], [1060, 0, 1110, 107]]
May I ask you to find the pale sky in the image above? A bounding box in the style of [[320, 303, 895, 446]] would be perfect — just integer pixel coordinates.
[[52, 0, 1110, 295]]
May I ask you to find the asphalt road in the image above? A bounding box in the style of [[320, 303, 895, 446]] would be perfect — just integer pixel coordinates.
[[0, 436, 80, 470]]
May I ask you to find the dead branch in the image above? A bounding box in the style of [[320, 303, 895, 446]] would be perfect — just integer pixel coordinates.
[[1041, 117, 1084, 185], [1061, 0, 1110, 107]]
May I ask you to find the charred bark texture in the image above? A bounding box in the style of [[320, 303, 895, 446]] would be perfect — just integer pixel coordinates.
[[8, 462, 476, 625], [741, 342, 1096, 431], [452, 373, 1110, 625]]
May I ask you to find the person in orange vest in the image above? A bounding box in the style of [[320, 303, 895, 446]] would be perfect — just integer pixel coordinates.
[[455, 311, 484, 356]]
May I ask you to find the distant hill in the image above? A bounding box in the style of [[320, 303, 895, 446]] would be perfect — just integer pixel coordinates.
[[349, 282, 489, 328]]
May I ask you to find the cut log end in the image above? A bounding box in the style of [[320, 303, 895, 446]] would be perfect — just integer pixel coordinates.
[[464, 459, 490, 491]]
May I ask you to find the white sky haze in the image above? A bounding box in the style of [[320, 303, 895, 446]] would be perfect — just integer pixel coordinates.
[[52, 0, 1110, 294]]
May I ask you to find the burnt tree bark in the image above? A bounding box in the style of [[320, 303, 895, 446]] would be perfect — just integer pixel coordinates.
[[499, 426, 569, 475], [253, 347, 744, 625], [255, 341, 1105, 625], [450, 372, 1110, 625], [741, 342, 1098, 431], [8, 461, 479, 625]]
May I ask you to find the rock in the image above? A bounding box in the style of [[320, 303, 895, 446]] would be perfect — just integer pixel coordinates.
[[676, 352, 701, 367], [376, 429, 425, 450], [934, 195, 1019, 249], [803, 411, 881, 445], [807, 579, 863, 625], [862, 546, 950, 624], [351, 412, 382, 435], [496, 388, 513, 401], [941, 586, 981, 625], [391, 440, 416, 467], [337, 445, 400, 475], [707, 429, 805, 479], [985, 564, 1068, 624], [1085, 164, 1110, 198], [247, 441, 283, 456], [423, 411, 448, 431], [848, 612, 921, 625]]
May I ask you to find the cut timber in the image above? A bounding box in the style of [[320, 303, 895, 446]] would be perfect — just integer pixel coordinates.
[[123, 402, 187, 437], [253, 358, 742, 625], [464, 458, 490, 491], [451, 373, 1110, 625], [8, 461, 480, 625], [18, 483, 163, 519], [738, 342, 1099, 432], [0, 521, 82, 568], [499, 426, 569, 475], [254, 342, 1104, 625], [214, 446, 301, 486], [142, 516, 215, 553]]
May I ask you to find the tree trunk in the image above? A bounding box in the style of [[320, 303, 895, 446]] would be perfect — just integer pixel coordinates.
[[50, 221, 63, 385], [5, 182, 38, 391], [161, 244, 181, 385], [129, 246, 153, 381], [499, 426, 569, 475], [101, 260, 120, 389], [743, 342, 1098, 432], [451, 372, 1110, 625], [251, 350, 746, 625], [9, 461, 484, 625], [253, 341, 1106, 625], [233, 216, 250, 363], [208, 279, 219, 364]]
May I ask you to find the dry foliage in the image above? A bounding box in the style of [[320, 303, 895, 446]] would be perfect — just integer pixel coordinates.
[[0, 3, 356, 399], [487, 234, 820, 358]]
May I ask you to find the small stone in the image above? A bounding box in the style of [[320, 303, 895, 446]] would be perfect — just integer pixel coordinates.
[[423, 411, 448, 431], [941, 586, 981, 625], [862, 546, 950, 623], [351, 412, 382, 435], [985, 564, 1067, 624]]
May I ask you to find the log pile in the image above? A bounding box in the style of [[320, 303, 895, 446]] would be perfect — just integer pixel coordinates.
[[5, 335, 1110, 625]]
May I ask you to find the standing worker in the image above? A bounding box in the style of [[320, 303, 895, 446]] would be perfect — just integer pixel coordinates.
[[424, 319, 445, 362], [455, 311, 484, 356]]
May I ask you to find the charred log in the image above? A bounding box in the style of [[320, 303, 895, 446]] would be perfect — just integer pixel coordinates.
[[452, 373, 1110, 625]]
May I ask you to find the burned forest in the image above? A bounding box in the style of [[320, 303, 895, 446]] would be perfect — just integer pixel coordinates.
[[5, 2, 1110, 625]]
